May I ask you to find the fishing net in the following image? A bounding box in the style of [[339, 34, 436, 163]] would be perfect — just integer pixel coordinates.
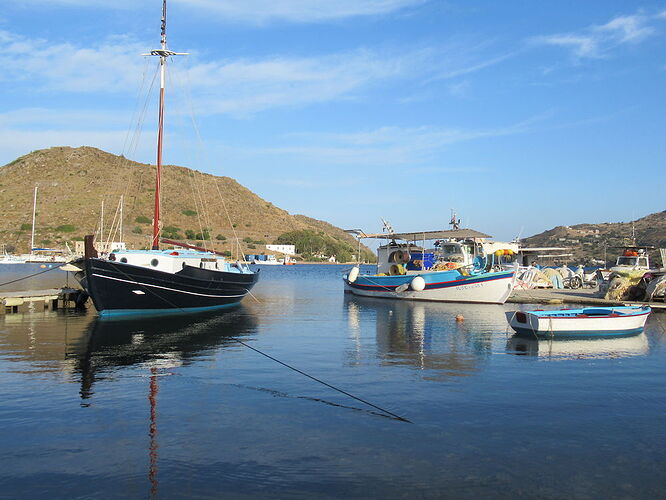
[[645, 275, 666, 301], [604, 270, 645, 300]]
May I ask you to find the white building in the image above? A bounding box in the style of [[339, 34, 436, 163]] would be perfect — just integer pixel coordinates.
[[265, 244, 296, 255], [74, 241, 126, 256]]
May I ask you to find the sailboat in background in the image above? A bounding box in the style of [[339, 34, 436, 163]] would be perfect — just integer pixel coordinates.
[[0, 186, 74, 292], [72, 0, 259, 318]]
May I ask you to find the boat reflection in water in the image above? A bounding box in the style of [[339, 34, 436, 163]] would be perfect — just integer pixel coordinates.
[[344, 295, 509, 380], [73, 307, 257, 401], [72, 307, 257, 498], [506, 332, 649, 360]]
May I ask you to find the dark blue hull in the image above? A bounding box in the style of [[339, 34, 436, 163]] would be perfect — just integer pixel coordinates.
[[76, 257, 258, 318]]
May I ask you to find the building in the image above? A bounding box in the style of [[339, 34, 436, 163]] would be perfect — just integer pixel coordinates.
[[74, 241, 126, 256], [265, 244, 296, 255]]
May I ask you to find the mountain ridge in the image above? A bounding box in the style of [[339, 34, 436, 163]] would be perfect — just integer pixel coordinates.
[[0, 146, 374, 261]]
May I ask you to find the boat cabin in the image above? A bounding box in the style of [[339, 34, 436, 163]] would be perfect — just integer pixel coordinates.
[[611, 248, 651, 271], [107, 249, 251, 274]]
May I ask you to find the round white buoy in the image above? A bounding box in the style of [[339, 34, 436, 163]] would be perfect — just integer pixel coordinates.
[[410, 276, 426, 291], [348, 266, 360, 283]]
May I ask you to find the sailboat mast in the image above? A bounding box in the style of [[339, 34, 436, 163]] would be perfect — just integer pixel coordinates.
[[152, 0, 168, 250], [30, 185, 37, 252]]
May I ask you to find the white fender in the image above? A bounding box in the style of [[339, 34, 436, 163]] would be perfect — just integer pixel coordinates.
[[348, 266, 360, 283], [410, 276, 426, 291]]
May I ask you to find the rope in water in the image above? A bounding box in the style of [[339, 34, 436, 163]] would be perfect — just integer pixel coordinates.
[[97, 260, 410, 422]]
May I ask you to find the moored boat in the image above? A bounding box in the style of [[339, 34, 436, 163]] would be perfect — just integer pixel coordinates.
[[505, 306, 651, 339], [344, 223, 517, 304], [72, 0, 259, 317]]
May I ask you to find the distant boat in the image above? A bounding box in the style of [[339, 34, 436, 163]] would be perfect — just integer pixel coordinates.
[[505, 306, 651, 339], [343, 222, 516, 304], [71, 0, 258, 317]]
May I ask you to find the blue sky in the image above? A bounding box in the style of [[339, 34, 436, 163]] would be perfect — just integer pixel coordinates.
[[1, 1, 665, 241]]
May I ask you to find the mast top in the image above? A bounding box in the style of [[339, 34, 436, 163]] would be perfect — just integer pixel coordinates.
[[142, 0, 188, 58]]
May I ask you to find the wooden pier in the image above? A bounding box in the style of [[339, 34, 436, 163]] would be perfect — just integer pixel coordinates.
[[1, 288, 86, 314]]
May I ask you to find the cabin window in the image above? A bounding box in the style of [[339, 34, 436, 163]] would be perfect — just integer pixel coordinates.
[[151, 259, 159, 267], [120, 257, 128, 263]]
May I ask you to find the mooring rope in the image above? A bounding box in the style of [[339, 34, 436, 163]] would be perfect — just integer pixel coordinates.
[[92, 260, 409, 423]]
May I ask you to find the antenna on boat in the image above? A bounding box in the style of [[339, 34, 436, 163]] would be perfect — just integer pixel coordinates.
[[449, 209, 460, 230], [381, 218, 395, 236], [143, 0, 188, 250]]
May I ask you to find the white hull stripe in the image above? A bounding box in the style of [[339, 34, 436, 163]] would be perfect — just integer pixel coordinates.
[[91, 273, 246, 298]]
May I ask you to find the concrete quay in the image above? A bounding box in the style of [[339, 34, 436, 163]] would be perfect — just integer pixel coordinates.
[[508, 287, 666, 311]]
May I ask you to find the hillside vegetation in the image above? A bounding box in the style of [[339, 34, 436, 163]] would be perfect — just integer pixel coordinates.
[[522, 211, 666, 265], [0, 146, 374, 262]]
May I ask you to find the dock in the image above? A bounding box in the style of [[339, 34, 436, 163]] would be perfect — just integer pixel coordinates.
[[1, 288, 86, 314], [508, 288, 666, 311]]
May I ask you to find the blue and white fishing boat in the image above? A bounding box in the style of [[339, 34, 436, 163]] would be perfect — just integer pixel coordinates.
[[344, 224, 517, 304], [506, 306, 651, 339]]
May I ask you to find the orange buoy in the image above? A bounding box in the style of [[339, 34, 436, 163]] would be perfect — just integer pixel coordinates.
[[455, 314, 464, 322]]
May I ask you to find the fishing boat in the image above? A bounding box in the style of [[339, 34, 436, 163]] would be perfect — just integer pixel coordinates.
[[343, 222, 517, 304], [71, 0, 258, 318], [505, 306, 651, 339]]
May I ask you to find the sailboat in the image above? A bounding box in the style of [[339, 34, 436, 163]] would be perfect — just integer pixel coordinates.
[[72, 0, 259, 318]]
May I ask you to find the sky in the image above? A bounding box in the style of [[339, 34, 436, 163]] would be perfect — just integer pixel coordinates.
[[0, 0, 665, 241]]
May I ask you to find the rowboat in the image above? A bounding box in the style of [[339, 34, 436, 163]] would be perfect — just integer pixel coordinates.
[[505, 306, 651, 338]]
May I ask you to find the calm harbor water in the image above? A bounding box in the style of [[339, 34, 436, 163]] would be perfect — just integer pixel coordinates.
[[1, 264, 665, 498]]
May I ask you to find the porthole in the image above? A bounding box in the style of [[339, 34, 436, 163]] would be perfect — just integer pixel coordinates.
[[120, 257, 128, 263], [151, 259, 159, 267]]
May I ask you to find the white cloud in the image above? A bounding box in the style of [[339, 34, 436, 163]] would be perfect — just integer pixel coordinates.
[[15, 0, 426, 24], [180, 48, 415, 115], [179, 0, 426, 23], [252, 116, 542, 166], [0, 30, 147, 92], [532, 11, 660, 59]]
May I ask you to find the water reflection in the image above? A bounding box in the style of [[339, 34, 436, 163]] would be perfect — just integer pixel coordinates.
[[73, 308, 257, 400], [506, 333, 649, 360], [344, 295, 509, 380]]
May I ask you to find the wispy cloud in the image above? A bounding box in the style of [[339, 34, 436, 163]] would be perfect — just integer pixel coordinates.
[[14, 0, 426, 24], [181, 48, 417, 115], [0, 30, 147, 92], [1, 27, 508, 115], [178, 0, 427, 24], [532, 10, 662, 59], [252, 116, 544, 166]]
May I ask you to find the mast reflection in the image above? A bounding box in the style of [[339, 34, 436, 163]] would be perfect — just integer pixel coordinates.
[[73, 308, 257, 499]]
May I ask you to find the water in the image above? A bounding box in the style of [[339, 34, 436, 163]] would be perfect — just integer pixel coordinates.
[[1, 264, 665, 498]]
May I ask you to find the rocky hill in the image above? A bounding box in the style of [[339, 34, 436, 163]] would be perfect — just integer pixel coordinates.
[[521, 211, 666, 265], [0, 146, 374, 261]]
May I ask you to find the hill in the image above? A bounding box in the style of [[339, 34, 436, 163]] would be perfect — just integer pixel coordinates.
[[522, 211, 666, 265], [0, 146, 374, 262]]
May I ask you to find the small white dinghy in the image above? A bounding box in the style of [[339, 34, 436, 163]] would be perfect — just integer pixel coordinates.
[[506, 306, 651, 339]]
